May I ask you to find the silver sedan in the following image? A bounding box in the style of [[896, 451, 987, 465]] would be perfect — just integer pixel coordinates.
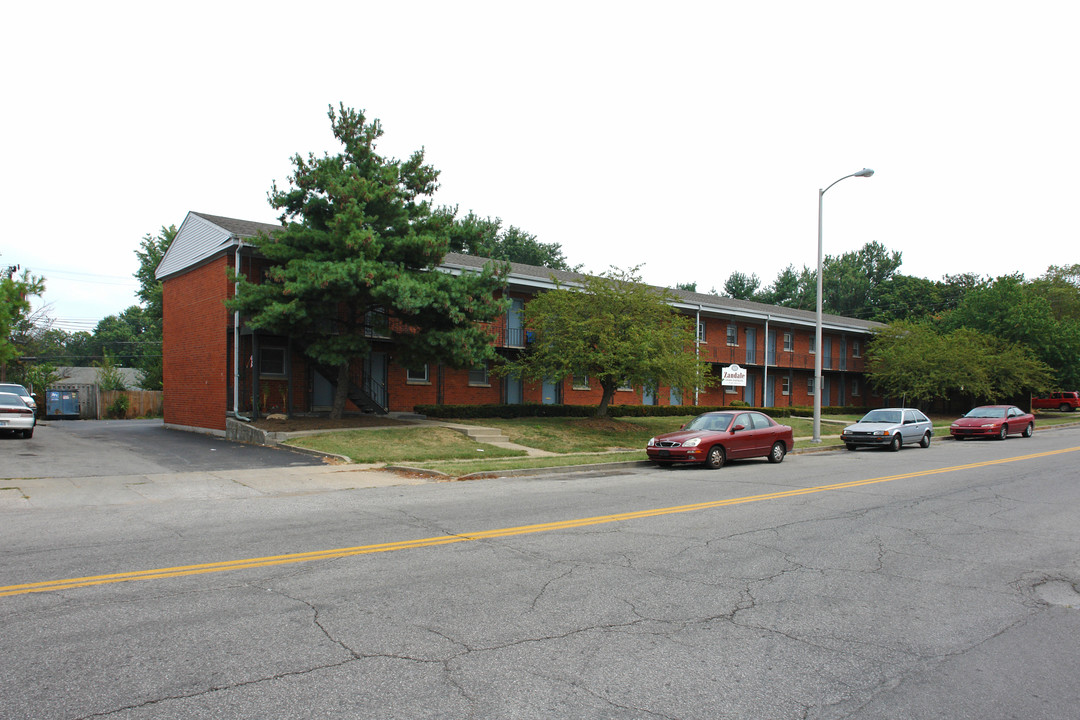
[[841, 407, 933, 451]]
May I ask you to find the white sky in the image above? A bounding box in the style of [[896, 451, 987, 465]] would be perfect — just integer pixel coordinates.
[[4, 1, 1077, 333]]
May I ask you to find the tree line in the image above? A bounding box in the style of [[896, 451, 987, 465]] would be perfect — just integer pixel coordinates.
[[4, 104, 1076, 412]]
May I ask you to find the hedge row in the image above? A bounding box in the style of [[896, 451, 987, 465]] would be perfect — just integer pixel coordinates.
[[414, 403, 869, 420]]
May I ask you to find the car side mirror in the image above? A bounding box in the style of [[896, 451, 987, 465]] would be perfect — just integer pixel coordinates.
[[679, 423, 685, 429], [731, 424, 745, 432]]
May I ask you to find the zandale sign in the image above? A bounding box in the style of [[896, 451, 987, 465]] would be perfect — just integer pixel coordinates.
[[722, 364, 747, 387]]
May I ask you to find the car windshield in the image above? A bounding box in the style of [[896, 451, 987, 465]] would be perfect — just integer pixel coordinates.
[[859, 410, 901, 424], [684, 413, 733, 432], [0, 385, 29, 398], [965, 407, 1006, 418]]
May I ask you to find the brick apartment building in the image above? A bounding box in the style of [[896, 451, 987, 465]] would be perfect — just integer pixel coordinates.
[[156, 211, 883, 435]]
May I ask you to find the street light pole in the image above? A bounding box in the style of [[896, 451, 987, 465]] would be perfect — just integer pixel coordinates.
[[813, 168, 874, 443]]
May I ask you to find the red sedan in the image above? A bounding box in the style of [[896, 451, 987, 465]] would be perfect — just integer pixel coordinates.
[[950, 405, 1034, 440], [646, 411, 794, 469]]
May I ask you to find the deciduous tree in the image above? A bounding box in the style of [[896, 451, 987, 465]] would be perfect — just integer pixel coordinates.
[[503, 266, 712, 417]]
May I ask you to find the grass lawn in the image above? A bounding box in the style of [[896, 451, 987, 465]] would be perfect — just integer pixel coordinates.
[[287, 426, 527, 464], [286, 410, 1078, 473]]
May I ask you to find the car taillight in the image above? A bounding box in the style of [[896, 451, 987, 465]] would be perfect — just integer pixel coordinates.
[[0, 407, 31, 415]]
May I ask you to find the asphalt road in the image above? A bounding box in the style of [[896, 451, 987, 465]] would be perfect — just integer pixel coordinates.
[[2, 423, 1079, 719]]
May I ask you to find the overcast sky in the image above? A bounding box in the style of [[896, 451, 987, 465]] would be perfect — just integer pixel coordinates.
[[4, 1, 1077, 333]]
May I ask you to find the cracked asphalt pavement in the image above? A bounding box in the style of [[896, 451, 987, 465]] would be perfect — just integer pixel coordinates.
[[2, 422, 1079, 718]]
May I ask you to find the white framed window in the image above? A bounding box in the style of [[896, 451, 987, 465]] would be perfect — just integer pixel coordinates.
[[572, 373, 589, 390], [726, 324, 738, 346], [852, 340, 861, 358], [807, 376, 815, 396], [407, 365, 429, 383], [697, 322, 707, 343], [726, 384, 738, 394], [809, 333, 816, 354], [468, 362, 489, 386], [259, 347, 286, 378], [781, 376, 791, 396], [617, 378, 633, 391], [783, 331, 793, 352], [852, 378, 861, 396]]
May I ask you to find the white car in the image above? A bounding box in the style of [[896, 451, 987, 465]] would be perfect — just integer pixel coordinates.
[[841, 407, 932, 451], [0, 391, 36, 439], [0, 382, 35, 412]]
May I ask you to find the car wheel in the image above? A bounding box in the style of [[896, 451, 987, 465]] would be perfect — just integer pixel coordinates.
[[919, 432, 931, 448], [1022, 423, 1033, 438], [22, 427, 33, 439], [705, 445, 725, 469], [845, 443, 857, 451], [888, 434, 902, 452], [767, 441, 786, 463], [997, 424, 1008, 440], [656, 461, 673, 468], [1060, 403, 1070, 412]]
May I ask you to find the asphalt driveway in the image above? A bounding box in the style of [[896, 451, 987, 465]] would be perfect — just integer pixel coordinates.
[[0, 419, 324, 480]]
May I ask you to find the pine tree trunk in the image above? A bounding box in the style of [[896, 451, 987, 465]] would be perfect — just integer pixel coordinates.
[[331, 362, 350, 419]]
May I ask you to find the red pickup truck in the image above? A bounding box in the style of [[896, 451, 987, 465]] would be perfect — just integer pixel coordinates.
[[1031, 391, 1080, 412]]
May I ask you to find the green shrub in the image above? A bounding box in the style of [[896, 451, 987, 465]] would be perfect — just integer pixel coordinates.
[[107, 395, 130, 419]]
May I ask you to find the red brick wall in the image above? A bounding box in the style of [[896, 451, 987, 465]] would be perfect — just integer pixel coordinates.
[[162, 257, 231, 430]]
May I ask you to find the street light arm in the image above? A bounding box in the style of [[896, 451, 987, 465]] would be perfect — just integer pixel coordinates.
[[821, 168, 874, 196]]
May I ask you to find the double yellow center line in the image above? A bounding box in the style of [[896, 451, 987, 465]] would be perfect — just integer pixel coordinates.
[[3, 447, 1075, 598]]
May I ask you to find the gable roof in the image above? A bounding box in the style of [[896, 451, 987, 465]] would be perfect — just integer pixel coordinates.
[[440, 253, 881, 332], [155, 211, 282, 280], [156, 212, 881, 333]]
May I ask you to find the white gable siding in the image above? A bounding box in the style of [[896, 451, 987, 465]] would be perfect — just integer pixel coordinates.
[[155, 212, 237, 280]]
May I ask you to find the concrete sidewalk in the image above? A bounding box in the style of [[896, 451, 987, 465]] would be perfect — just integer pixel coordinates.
[[0, 464, 430, 510]]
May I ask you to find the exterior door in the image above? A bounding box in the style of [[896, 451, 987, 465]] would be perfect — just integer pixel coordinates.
[[363, 352, 388, 411], [743, 371, 756, 406], [764, 375, 775, 407], [542, 378, 560, 405], [643, 383, 657, 406], [312, 370, 333, 411], [506, 373, 523, 404]]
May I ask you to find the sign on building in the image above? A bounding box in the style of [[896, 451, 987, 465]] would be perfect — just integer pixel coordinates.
[[722, 363, 747, 387]]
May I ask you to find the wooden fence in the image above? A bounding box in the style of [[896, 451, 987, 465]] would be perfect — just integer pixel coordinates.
[[98, 390, 164, 419]]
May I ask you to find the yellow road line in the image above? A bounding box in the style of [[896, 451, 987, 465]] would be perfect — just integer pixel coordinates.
[[3, 446, 1076, 598]]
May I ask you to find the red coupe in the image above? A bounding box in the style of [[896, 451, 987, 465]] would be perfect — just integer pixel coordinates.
[[950, 405, 1034, 440], [646, 411, 794, 469]]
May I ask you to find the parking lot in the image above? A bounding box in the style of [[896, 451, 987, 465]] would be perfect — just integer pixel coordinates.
[[0, 419, 324, 480]]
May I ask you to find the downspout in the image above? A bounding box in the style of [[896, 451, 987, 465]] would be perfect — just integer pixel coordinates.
[[763, 315, 770, 408], [694, 306, 701, 406], [233, 239, 250, 421]]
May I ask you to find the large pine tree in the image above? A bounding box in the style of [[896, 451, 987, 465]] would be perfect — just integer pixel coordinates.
[[228, 105, 509, 417]]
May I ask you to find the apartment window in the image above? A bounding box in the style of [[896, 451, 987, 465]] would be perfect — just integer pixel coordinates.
[[406, 365, 429, 383], [618, 378, 633, 391], [781, 376, 791, 396], [572, 373, 589, 390], [852, 378, 861, 396], [468, 362, 489, 386], [809, 333, 816, 354], [783, 331, 793, 352], [726, 384, 738, 394], [697, 322, 707, 343], [852, 340, 861, 358], [726, 324, 738, 346], [259, 347, 286, 377], [807, 376, 815, 396]]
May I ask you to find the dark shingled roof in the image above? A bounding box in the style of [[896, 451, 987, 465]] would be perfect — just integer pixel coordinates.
[[439, 252, 881, 331], [190, 212, 283, 238]]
